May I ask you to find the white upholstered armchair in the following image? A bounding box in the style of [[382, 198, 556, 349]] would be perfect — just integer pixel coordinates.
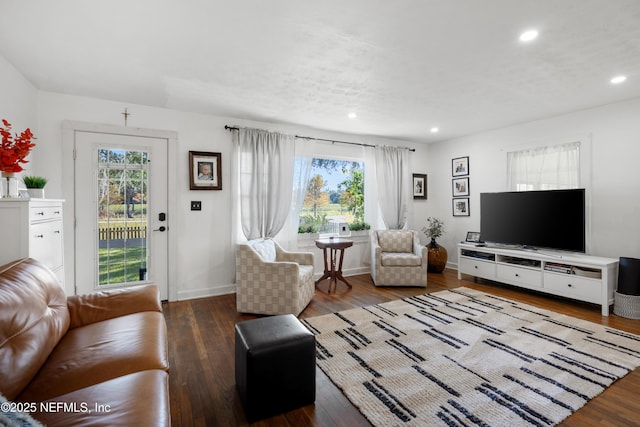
[[236, 239, 315, 316], [371, 230, 428, 287]]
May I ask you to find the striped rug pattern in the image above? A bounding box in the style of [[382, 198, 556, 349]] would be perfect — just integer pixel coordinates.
[[302, 287, 640, 426]]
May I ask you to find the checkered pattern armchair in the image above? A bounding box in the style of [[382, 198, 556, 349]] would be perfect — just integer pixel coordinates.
[[371, 230, 428, 287], [236, 239, 315, 316]]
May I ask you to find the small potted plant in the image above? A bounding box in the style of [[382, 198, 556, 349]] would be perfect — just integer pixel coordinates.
[[422, 217, 448, 273], [23, 175, 48, 199]]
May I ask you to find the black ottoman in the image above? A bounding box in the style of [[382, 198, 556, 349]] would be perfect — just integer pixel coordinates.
[[235, 314, 316, 422]]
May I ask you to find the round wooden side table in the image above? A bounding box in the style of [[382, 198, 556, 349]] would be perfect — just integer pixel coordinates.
[[314, 238, 354, 293]]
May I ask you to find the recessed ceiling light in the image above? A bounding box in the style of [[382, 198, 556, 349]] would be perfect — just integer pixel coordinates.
[[519, 30, 538, 42], [610, 75, 627, 84], [430, 127, 439, 133], [347, 112, 357, 119]]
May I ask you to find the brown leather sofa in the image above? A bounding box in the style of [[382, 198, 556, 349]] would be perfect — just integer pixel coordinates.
[[0, 258, 170, 426]]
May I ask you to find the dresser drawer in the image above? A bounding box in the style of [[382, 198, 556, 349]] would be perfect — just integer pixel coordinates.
[[459, 257, 495, 280], [30, 205, 63, 222], [544, 272, 601, 304], [496, 264, 542, 289], [29, 221, 64, 271]]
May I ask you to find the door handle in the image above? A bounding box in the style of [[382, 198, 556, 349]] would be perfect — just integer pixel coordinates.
[[153, 226, 167, 232]]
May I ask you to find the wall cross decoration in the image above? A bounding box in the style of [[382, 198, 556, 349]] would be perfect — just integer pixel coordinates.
[[121, 108, 130, 126]]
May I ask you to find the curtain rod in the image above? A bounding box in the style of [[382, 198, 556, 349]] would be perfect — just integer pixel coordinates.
[[224, 125, 415, 152]]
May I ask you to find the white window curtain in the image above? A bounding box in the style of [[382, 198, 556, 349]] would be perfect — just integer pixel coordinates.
[[507, 141, 580, 191], [234, 127, 295, 240], [375, 146, 411, 229], [362, 146, 383, 231], [275, 139, 314, 250]]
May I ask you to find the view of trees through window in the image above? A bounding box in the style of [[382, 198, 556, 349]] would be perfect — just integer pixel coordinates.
[[97, 148, 148, 285], [298, 158, 369, 234]]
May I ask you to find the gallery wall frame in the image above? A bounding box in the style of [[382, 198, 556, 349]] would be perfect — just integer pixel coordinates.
[[189, 151, 222, 190], [452, 156, 469, 177], [453, 198, 470, 216], [452, 177, 470, 197], [413, 173, 427, 199]]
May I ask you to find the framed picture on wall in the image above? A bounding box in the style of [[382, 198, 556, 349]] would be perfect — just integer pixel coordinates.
[[452, 177, 469, 197], [413, 174, 427, 199], [452, 156, 469, 176], [453, 198, 470, 216], [189, 151, 222, 190]]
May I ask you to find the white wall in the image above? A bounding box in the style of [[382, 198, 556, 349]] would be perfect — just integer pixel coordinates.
[[0, 56, 38, 167], [427, 97, 640, 264], [6, 51, 638, 297], [34, 90, 430, 299]]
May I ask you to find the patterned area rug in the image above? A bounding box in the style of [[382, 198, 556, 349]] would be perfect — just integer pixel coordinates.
[[302, 287, 640, 427]]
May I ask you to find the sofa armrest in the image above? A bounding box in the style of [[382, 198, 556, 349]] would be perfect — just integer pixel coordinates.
[[67, 284, 162, 329], [277, 250, 314, 266], [412, 232, 428, 263], [419, 244, 429, 264], [274, 241, 314, 265]]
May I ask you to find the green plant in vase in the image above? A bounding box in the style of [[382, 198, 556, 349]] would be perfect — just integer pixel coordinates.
[[422, 217, 448, 273], [23, 175, 48, 198]]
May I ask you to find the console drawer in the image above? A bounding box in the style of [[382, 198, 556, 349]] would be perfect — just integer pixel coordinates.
[[459, 257, 495, 280], [496, 264, 542, 289], [544, 273, 601, 304]]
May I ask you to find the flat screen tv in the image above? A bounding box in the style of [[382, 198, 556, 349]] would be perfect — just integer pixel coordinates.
[[480, 188, 586, 253]]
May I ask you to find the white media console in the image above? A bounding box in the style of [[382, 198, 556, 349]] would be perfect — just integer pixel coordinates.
[[457, 243, 618, 316]]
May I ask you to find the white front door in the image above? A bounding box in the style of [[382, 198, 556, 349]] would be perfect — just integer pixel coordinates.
[[74, 131, 169, 300]]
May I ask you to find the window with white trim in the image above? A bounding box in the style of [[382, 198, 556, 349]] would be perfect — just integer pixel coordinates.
[[298, 158, 366, 234], [507, 141, 580, 191]]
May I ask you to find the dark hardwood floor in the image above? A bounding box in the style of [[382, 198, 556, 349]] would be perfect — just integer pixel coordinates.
[[163, 270, 640, 426]]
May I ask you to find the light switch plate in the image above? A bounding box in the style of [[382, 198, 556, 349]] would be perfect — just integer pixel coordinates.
[[191, 201, 202, 211]]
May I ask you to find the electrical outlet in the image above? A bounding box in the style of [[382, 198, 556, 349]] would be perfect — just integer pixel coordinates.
[[191, 201, 202, 211]]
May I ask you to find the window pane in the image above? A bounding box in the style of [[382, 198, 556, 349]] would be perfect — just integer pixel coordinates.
[[299, 158, 366, 234], [97, 148, 149, 286]]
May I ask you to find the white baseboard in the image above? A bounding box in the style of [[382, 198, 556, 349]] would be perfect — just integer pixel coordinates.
[[175, 267, 372, 301], [314, 266, 371, 280], [176, 283, 236, 301]]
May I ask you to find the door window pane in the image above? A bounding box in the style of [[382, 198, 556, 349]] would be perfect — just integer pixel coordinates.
[[97, 148, 149, 285]]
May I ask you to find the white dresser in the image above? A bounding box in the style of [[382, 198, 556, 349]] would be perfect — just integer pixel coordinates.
[[0, 199, 64, 284]]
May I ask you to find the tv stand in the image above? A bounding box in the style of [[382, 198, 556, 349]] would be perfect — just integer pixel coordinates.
[[457, 243, 618, 316]]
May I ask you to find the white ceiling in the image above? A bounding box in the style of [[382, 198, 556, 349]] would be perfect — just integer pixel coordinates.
[[1, 0, 640, 143]]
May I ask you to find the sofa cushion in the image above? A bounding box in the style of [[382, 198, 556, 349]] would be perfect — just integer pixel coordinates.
[[249, 239, 276, 262], [18, 311, 168, 402], [381, 253, 422, 267], [66, 284, 162, 329], [377, 230, 413, 253], [30, 370, 169, 427], [0, 258, 70, 400]]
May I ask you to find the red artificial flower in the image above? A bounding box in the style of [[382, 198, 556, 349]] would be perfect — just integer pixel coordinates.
[[0, 119, 37, 173]]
